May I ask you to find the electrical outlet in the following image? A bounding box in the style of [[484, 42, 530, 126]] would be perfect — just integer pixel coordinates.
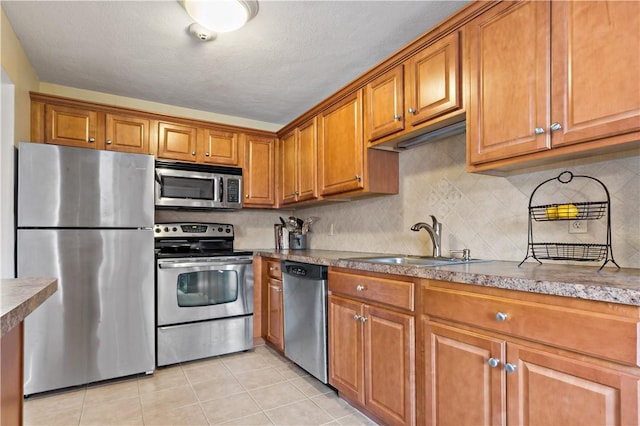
[[329, 223, 334, 236], [569, 220, 587, 234]]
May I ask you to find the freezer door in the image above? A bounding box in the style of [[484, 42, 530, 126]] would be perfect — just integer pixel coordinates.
[[17, 142, 153, 228], [19, 229, 155, 395]]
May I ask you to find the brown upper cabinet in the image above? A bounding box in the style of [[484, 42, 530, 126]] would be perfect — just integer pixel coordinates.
[[155, 121, 242, 166], [105, 113, 151, 154], [279, 117, 318, 206], [156, 120, 198, 162], [318, 90, 399, 199], [467, 1, 640, 172], [33, 95, 153, 155], [365, 31, 464, 147], [243, 134, 276, 208], [199, 128, 242, 166], [318, 91, 366, 196], [42, 103, 100, 149]]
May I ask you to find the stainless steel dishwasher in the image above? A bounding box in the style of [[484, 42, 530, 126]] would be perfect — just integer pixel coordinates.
[[281, 261, 328, 383]]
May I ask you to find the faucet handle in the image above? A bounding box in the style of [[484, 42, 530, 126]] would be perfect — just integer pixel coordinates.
[[450, 248, 471, 261]]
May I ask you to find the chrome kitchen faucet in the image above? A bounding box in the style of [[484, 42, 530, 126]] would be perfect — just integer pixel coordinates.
[[411, 215, 442, 257]]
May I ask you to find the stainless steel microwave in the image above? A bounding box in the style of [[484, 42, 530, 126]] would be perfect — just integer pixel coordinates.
[[155, 160, 242, 210]]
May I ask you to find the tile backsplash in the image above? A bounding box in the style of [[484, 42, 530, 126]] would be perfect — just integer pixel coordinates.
[[157, 133, 640, 269]]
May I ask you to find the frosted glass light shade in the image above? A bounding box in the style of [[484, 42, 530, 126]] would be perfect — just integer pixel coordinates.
[[183, 0, 256, 33]]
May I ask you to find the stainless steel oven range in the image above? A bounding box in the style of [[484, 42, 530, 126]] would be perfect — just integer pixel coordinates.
[[154, 222, 253, 366]]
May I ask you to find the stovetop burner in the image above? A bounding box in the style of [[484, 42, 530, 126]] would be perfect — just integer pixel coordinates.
[[154, 222, 251, 259]]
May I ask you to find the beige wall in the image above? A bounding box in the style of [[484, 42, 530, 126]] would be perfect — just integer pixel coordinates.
[[296, 135, 640, 269], [38, 83, 281, 132], [1, 7, 40, 144]]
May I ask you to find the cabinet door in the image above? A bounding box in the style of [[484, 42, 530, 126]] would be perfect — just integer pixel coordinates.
[[423, 320, 506, 426], [45, 104, 99, 149], [296, 117, 318, 202], [328, 295, 365, 405], [279, 131, 297, 205], [266, 278, 284, 352], [156, 121, 198, 162], [405, 31, 462, 128], [467, 1, 551, 165], [318, 90, 364, 197], [365, 65, 405, 142], [550, 1, 640, 148], [507, 343, 639, 426], [199, 128, 241, 165], [105, 113, 150, 154], [365, 304, 416, 426], [244, 135, 276, 207]]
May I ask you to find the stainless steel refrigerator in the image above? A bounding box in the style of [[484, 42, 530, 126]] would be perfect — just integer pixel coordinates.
[[16, 142, 155, 395]]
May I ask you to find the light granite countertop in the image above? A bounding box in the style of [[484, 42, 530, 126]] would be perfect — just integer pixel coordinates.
[[253, 249, 640, 306], [1, 278, 57, 336]]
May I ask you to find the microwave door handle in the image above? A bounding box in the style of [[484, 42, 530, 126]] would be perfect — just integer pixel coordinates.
[[158, 259, 253, 269], [219, 177, 224, 202]]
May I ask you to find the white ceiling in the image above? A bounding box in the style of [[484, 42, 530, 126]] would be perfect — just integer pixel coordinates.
[[2, 0, 468, 127]]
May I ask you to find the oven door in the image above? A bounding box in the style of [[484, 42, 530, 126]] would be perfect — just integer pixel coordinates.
[[156, 256, 253, 326]]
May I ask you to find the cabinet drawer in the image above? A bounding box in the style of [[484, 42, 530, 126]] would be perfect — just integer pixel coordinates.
[[423, 286, 639, 366], [266, 260, 282, 279], [329, 270, 414, 311]]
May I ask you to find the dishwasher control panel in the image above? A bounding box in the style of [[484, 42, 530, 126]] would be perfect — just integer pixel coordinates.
[[283, 261, 327, 280], [289, 266, 307, 276]]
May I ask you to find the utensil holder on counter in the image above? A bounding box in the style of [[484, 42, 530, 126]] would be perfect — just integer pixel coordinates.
[[289, 233, 307, 250], [274, 224, 289, 250]]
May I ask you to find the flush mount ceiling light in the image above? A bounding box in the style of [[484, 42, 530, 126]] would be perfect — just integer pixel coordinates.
[[182, 0, 258, 33]]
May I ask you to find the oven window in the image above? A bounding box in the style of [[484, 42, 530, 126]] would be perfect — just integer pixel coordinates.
[[162, 176, 214, 200], [177, 271, 238, 307]]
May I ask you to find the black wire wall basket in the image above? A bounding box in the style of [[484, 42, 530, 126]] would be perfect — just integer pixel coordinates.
[[519, 171, 619, 271]]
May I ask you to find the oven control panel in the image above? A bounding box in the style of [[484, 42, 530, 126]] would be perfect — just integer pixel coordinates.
[[154, 222, 234, 238]]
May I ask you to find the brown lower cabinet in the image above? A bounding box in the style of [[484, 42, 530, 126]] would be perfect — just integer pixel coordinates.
[[256, 259, 639, 426], [328, 268, 416, 426], [421, 280, 640, 426], [262, 258, 284, 353]]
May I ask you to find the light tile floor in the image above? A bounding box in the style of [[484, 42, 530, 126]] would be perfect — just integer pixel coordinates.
[[23, 345, 378, 426]]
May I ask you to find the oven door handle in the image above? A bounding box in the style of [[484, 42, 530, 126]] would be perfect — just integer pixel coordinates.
[[158, 258, 253, 269]]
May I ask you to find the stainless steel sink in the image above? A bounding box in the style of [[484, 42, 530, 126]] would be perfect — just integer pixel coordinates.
[[344, 255, 489, 267]]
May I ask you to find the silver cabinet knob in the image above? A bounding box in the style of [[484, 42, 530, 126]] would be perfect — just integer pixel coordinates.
[[355, 175, 362, 181], [550, 122, 562, 131], [393, 114, 402, 120], [88, 137, 95, 143], [105, 139, 112, 145], [191, 151, 196, 156], [359, 316, 368, 323], [353, 314, 361, 321], [205, 152, 210, 157], [408, 107, 417, 114], [534, 127, 545, 135], [505, 363, 517, 373], [356, 285, 365, 292], [495, 312, 508, 322], [488, 358, 500, 368]]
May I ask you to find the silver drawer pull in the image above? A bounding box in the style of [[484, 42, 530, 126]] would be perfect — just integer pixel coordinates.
[[495, 312, 508, 322], [356, 285, 365, 292]]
